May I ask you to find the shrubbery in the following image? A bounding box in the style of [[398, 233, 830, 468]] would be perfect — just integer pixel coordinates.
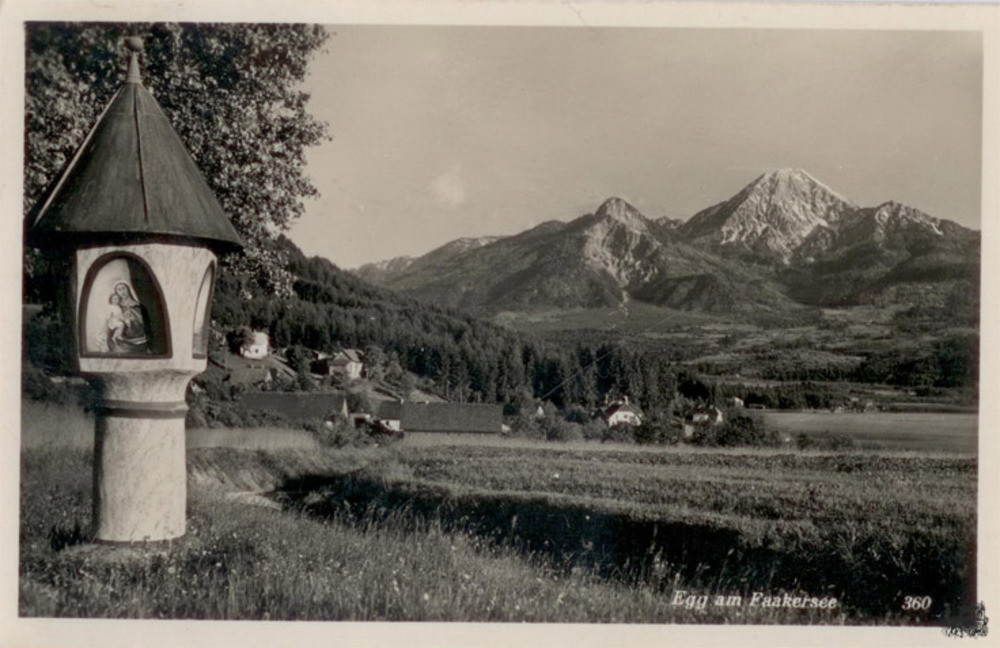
[[504, 403, 599, 443], [581, 419, 607, 441], [184, 400, 291, 429], [505, 403, 788, 448], [601, 423, 636, 444], [310, 414, 403, 448], [310, 414, 368, 448], [22, 364, 74, 404], [633, 411, 680, 445], [692, 410, 782, 448], [21, 364, 97, 410], [796, 431, 855, 451], [543, 418, 584, 442]]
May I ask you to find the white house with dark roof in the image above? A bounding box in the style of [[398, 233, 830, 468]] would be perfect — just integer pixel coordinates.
[[602, 397, 643, 427], [692, 406, 724, 425], [332, 349, 364, 380], [684, 406, 725, 438], [239, 330, 269, 360]]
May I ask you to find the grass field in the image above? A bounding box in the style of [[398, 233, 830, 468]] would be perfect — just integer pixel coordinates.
[[19, 402, 977, 625], [764, 411, 978, 454], [20, 399, 321, 452]]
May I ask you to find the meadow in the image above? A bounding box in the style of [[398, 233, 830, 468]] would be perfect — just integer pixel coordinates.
[[764, 411, 978, 454], [19, 402, 977, 625], [19, 399, 320, 452]]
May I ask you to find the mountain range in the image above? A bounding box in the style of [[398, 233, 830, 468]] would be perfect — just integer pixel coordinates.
[[352, 169, 980, 316]]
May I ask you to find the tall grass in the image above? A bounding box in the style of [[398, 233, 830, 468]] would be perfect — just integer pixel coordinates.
[[275, 447, 976, 622], [186, 427, 319, 451], [19, 433, 976, 624], [764, 411, 977, 454], [20, 399, 93, 450], [21, 398, 321, 453], [20, 447, 847, 623]]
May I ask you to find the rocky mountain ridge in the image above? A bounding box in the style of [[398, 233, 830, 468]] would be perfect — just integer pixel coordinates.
[[348, 169, 979, 316], [679, 168, 858, 265]]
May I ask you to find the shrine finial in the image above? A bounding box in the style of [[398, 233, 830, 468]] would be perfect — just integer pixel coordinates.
[[125, 36, 144, 84]]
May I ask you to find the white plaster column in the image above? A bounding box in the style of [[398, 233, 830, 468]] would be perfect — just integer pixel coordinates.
[[93, 406, 188, 542], [76, 243, 216, 543]]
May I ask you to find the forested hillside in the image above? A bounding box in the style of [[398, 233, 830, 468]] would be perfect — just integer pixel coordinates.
[[24, 235, 977, 413], [209, 236, 680, 409]]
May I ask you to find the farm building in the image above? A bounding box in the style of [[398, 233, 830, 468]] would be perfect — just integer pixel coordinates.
[[692, 406, 724, 425], [398, 402, 502, 434], [238, 391, 349, 422], [602, 398, 643, 427], [313, 349, 365, 380], [333, 349, 364, 379], [684, 406, 725, 438], [240, 330, 270, 359], [375, 400, 403, 431]]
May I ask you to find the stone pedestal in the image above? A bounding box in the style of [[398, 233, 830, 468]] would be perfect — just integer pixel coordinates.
[[75, 243, 217, 544], [93, 403, 188, 542], [90, 373, 195, 543]]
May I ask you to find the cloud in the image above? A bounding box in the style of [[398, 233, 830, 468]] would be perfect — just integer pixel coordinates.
[[429, 167, 466, 208]]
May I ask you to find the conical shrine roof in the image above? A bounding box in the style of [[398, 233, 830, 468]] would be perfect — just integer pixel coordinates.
[[28, 45, 242, 252]]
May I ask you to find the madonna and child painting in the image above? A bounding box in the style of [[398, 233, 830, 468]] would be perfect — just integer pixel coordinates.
[[82, 257, 165, 356], [103, 281, 149, 354]]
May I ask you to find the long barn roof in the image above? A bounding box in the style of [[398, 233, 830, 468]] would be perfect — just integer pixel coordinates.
[[399, 402, 502, 434], [28, 50, 242, 252]]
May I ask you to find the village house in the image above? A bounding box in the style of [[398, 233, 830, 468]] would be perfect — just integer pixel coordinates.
[[239, 330, 270, 360], [725, 396, 744, 408], [684, 405, 725, 438], [333, 349, 365, 380], [312, 349, 365, 380], [602, 397, 643, 427], [692, 406, 725, 425]]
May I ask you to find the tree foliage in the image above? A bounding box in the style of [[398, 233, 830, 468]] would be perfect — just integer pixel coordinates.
[[24, 22, 330, 298], [209, 236, 693, 411]]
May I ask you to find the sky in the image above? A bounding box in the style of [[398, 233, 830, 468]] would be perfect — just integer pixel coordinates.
[[289, 26, 983, 269]]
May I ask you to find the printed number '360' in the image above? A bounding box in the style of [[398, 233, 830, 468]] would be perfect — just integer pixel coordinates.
[[903, 596, 932, 611]]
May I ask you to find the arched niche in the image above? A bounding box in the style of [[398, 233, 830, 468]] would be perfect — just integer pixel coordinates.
[[79, 253, 171, 358], [192, 262, 215, 358]]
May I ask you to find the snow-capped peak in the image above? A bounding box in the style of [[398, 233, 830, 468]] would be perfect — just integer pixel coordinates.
[[752, 168, 853, 206], [679, 168, 857, 264], [595, 197, 647, 227]]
